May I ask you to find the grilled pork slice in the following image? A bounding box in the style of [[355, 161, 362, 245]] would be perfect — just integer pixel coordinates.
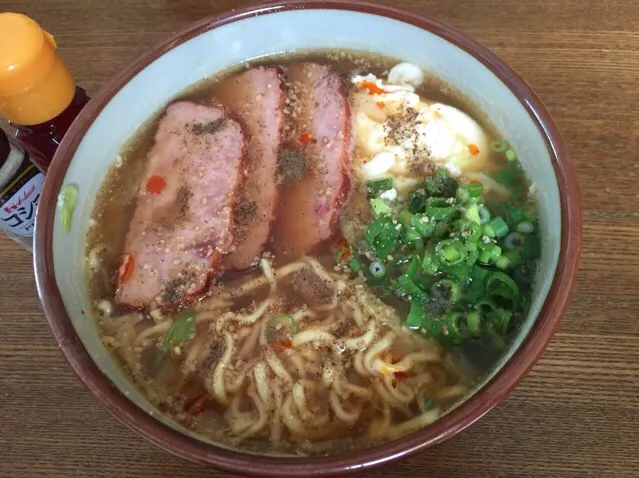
[[274, 62, 352, 258], [115, 101, 246, 309], [214, 66, 285, 270]]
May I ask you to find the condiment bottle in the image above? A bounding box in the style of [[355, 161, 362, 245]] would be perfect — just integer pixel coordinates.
[[0, 13, 89, 172], [0, 129, 44, 251]]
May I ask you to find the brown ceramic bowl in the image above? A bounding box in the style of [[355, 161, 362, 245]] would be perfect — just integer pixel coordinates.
[[34, 1, 581, 476]]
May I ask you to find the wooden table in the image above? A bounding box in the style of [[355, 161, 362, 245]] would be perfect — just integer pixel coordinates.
[[1, 1, 638, 476]]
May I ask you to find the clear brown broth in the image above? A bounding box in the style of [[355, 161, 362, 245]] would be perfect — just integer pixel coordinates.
[[86, 49, 523, 455]]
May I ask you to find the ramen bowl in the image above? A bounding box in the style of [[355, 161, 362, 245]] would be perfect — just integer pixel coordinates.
[[34, 1, 581, 476]]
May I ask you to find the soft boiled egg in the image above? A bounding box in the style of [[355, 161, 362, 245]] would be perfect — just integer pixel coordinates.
[[351, 65, 491, 195]]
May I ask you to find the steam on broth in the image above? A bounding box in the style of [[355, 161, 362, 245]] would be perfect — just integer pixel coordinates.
[[86, 50, 540, 456]]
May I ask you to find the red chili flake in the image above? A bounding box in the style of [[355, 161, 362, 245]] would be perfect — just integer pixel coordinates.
[[376, 101, 385, 108], [361, 81, 384, 95], [117, 254, 135, 283], [271, 338, 292, 354], [146, 175, 166, 194], [299, 132, 314, 144], [211, 249, 223, 268], [331, 235, 348, 250], [187, 396, 209, 415], [468, 144, 480, 156]]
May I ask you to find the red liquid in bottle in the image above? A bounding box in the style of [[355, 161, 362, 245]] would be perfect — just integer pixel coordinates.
[[0, 13, 89, 171], [10, 87, 90, 172]]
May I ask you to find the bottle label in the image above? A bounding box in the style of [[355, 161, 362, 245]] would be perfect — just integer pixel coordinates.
[[0, 143, 44, 237]]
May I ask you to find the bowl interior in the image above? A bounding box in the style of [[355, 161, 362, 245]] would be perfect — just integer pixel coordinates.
[[48, 6, 560, 455]]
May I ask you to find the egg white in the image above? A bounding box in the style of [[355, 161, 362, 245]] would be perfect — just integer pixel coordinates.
[[351, 67, 492, 196]]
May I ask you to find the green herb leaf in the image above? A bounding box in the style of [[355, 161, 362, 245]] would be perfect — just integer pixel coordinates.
[[422, 394, 437, 410], [268, 314, 298, 336], [58, 184, 79, 232], [366, 178, 393, 195], [405, 300, 426, 329], [364, 216, 400, 259], [156, 309, 196, 363], [370, 197, 391, 216]]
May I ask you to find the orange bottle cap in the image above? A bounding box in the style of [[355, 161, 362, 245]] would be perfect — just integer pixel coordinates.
[[0, 13, 75, 125]]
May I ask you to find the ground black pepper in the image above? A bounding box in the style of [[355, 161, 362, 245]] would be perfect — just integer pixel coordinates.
[[191, 118, 227, 136]]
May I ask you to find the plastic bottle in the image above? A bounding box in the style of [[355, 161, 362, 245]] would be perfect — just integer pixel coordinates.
[[0, 129, 44, 250], [0, 13, 89, 172]]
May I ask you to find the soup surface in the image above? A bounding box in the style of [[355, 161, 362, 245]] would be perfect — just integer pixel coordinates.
[[84, 50, 540, 455]]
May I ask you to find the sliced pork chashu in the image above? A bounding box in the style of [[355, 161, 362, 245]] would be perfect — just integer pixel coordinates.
[[116, 101, 246, 309], [214, 66, 285, 270], [274, 62, 353, 258]]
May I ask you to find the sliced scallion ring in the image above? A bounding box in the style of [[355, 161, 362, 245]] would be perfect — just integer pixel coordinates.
[[58, 184, 79, 232]]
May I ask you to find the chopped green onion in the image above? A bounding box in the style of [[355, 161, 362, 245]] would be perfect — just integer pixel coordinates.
[[395, 273, 428, 302], [522, 234, 541, 260], [474, 297, 498, 315], [443, 263, 472, 281], [504, 231, 525, 250], [427, 318, 450, 344], [456, 185, 470, 204], [465, 266, 489, 302], [503, 249, 522, 266], [408, 190, 428, 213], [484, 216, 509, 238], [404, 227, 421, 243], [411, 214, 435, 238], [156, 309, 196, 364], [444, 312, 469, 342], [495, 163, 519, 185], [433, 220, 452, 238], [459, 182, 483, 200], [422, 395, 437, 410], [477, 205, 491, 224], [478, 243, 502, 264], [366, 178, 393, 193], [269, 314, 299, 335], [466, 311, 482, 337], [490, 308, 513, 335], [406, 300, 426, 329], [370, 197, 391, 216], [515, 220, 535, 234], [431, 278, 462, 303], [495, 247, 523, 270], [505, 148, 517, 162], [398, 210, 413, 227], [485, 271, 520, 305], [349, 257, 361, 273], [421, 251, 439, 275], [435, 238, 467, 266], [426, 198, 457, 221], [495, 255, 511, 270], [369, 261, 386, 278], [465, 241, 480, 266], [391, 255, 413, 269], [463, 204, 481, 224], [365, 217, 400, 258], [58, 184, 79, 232], [405, 256, 420, 277], [454, 219, 481, 242], [424, 168, 458, 197], [490, 140, 509, 153], [507, 205, 527, 227]]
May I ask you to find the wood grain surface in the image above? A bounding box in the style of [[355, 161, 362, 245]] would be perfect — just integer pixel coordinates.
[[1, 1, 638, 477]]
